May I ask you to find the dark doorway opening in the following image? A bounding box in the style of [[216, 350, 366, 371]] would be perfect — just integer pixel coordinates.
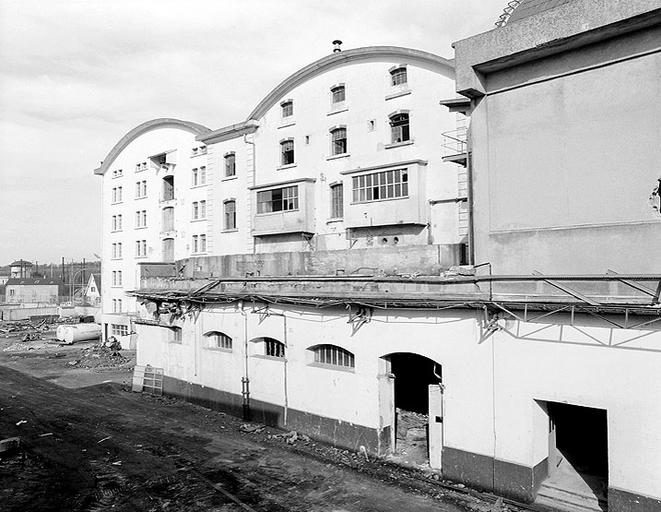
[[538, 402, 608, 511], [388, 353, 441, 466]]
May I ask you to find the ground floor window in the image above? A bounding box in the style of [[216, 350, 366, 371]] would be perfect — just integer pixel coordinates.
[[312, 344, 354, 368], [206, 331, 232, 350], [111, 324, 128, 337], [264, 337, 285, 357]]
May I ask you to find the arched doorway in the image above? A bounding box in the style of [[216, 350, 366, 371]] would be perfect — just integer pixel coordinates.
[[380, 352, 443, 468]]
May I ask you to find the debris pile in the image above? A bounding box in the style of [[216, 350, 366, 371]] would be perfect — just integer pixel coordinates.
[[0, 319, 52, 341], [67, 344, 132, 371]]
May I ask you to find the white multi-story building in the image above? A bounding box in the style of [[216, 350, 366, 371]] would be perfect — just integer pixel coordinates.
[[94, 119, 211, 341], [95, 45, 465, 342]]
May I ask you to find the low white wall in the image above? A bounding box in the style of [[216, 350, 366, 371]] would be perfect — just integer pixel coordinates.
[[135, 304, 661, 500]]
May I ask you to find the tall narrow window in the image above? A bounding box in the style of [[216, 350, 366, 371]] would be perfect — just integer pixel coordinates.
[[171, 327, 182, 343], [224, 200, 236, 230], [389, 113, 410, 143], [200, 234, 206, 253], [280, 139, 294, 165], [390, 66, 407, 86], [192, 201, 199, 220], [199, 200, 206, 219], [224, 153, 236, 177], [281, 100, 293, 118], [330, 127, 347, 155], [199, 166, 206, 185], [330, 183, 343, 219], [163, 176, 174, 201], [331, 85, 345, 104], [192, 167, 199, 186]]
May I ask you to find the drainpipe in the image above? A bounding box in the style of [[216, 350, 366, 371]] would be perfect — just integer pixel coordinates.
[[239, 301, 250, 420]]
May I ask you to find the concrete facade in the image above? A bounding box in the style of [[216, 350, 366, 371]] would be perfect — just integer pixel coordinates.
[[453, 0, 661, 274]]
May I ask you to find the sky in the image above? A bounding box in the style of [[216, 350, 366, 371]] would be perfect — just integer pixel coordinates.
[[0, 0, 505, 265]]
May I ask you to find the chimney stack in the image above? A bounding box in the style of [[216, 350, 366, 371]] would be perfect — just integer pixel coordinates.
[[332, 40, 342, 53]]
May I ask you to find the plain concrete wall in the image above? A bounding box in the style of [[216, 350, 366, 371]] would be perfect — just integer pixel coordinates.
[[468, 26, 661, 274]]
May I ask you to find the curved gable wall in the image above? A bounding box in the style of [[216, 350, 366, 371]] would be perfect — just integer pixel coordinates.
[[95, 118, 211, 175], [247, 46, 454, 121]]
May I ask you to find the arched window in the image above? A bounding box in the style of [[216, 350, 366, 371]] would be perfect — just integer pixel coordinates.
[[224, 152, 236, 177], [280, 139, 295, 165], [312, 344, 355, 368], [389, 113, 410, 143], [330, 127, 347, 155], [224, 200, 236, 230], [390, 66, 407, 86], [205, 331, 232, 350], [331, 84, 345, 104], [255, 337, 285, 358], [281, 100, 293, 118]]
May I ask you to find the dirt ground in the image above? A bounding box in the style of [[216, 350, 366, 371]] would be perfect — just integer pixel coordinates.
[[0, 334, 517, 512]]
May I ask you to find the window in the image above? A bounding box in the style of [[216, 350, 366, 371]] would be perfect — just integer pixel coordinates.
[[390, 113, 410, 143], [257, 186, 298, 213], [136, 162, 147, 172], [331, 85, 345, 104], [111, 324, 128, 337], [313, 344, 355, 369], [112, 271, 122, 286], [224, 200, 236, 230], [390, 66, 407, 86], [112, 169, 123, 178], [264, 337, 285, 358], [192, 168, 201, 186], [135, 240, 147, 257], [330, 183, 343, 219], [192, 200, 206, 220], [112, 242, 123, 259], [352, 169, 408, 203], [135, 210, 147, 228], [224, 153, 236, 177], [112, 214, 123, 231], [281, 100, 293, 118], [112, 186, 122, 203], [112, 298, 123, 313], [280, 139, 294, 166], [192, 234, 207, 254], [199, 166, 206, 185], [206, 331, 232, 350], [170, 327, 182, 343], [330, 127, 347, 155], [162, 176, 175, 201], [135, 180, 147, 198]]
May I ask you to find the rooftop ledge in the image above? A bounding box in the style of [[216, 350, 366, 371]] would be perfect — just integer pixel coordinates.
[[452, 0, 661, 97]]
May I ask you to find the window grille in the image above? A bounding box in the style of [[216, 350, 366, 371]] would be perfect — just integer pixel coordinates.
[[207, 331, 232, 350], [314, 344, 355, 368], [264, 337, 285, 358], [352, 169, 408, 203]]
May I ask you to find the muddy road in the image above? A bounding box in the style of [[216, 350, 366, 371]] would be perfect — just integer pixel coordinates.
[[0, 344, 506, 512]]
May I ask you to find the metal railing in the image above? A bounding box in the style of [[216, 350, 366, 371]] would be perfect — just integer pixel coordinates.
[[441, 127, 468, 156]]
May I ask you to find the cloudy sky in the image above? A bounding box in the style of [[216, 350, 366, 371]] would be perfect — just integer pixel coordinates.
[[0, 0, 504, 265]]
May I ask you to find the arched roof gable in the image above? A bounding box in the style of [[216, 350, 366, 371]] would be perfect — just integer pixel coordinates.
[[94, 118, 211, 175], [247, 46, 454, 121]]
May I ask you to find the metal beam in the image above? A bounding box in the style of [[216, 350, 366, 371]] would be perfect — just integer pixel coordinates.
[[531, 271, 601, 306]]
